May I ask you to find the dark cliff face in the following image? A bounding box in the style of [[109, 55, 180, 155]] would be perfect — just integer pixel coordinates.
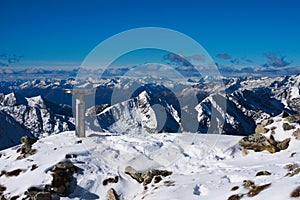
[[0, 110, 33, 150]]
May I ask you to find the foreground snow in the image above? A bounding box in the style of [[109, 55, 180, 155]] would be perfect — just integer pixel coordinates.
[[0, 116, 299, 199]]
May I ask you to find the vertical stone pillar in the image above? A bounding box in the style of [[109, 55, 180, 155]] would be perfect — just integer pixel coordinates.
[[65, 89, 95, 138]]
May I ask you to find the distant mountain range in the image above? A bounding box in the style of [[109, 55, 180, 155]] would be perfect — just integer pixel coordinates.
[[0, 74, 299, 149]]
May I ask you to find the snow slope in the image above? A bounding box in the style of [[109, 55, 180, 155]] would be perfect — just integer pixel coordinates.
[[0, 114, 299, 199]]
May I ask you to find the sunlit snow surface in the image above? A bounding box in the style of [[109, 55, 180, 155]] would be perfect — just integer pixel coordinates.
[[0, 115, 299, 199]]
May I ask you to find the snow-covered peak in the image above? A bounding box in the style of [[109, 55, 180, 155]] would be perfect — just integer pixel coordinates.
[[137, 90, 150, 101], [2, 92, 17, 106], [25, 95, 46, 108]]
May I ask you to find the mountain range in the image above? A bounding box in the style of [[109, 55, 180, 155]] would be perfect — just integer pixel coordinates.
[[0, 74, 299, 149]]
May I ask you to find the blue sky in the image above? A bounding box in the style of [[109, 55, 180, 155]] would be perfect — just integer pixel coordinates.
[[0, 0, 300, 71]]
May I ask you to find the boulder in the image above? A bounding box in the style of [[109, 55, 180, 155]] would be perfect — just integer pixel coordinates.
[[282, 123, 295, 131], [261, 119, 274, 127], [247, 183, 271, 197], [285, 114, 300, 124], [125, 166, 172, 185], [276, 137, 291, 150], [103, 176, 119, 186], [255, 125, 269, 134], [281, 111, 290, 118], [291, 186, 300, 198], [125, 166, 143, 183], [141, 169, 172, 185], [238, 134, 276, 153], [256, 171, 271, 176], [106, 188, 119, 200], [34, 192, 51, 200], [228, 194, 243, 200], [243, 180, 255, 189], [292, 128, 300, 140]]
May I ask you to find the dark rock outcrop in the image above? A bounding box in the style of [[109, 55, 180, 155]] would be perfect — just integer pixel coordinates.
[[283, 123, 296, 131], [238, 134, 276, 153], [239, 134, 291, 154], [247, 183, 271, 197], [285, 114, 300, 124]]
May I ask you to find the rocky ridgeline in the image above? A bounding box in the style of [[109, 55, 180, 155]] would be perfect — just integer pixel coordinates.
[[239, 112, 300, 155]]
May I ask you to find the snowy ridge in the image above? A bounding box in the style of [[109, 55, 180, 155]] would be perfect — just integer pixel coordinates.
[[96, 91, 180, 134], [0, 93, 74, 144], [25, 96, 46, 109]]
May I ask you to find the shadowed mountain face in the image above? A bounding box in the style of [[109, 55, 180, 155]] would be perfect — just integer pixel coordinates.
[[0, 74, 299, 148], [0, 110, 33, 150]]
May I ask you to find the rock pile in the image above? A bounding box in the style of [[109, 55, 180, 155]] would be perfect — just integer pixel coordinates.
[[48, 161, 77, 196], [17, 136, 37, 159], [285, 114, 300, 124], [239, 114, 298, 154], [125, 166, 172, 186], [25, 161, 77, 199], [239, 134, 290, 154]]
